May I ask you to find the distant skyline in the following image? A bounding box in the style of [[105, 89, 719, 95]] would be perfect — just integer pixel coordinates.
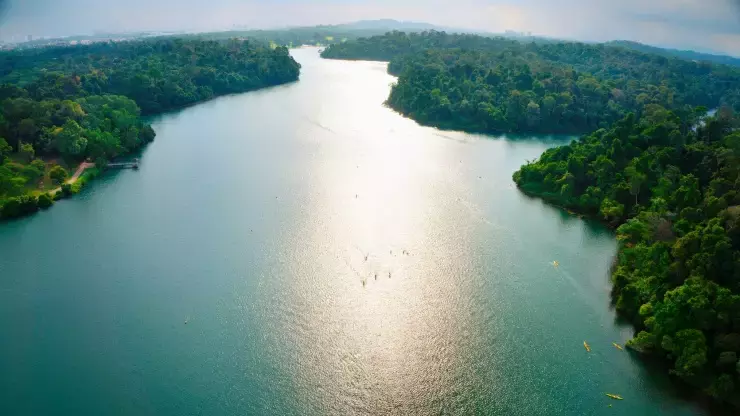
[[1, 0, 740, 56]]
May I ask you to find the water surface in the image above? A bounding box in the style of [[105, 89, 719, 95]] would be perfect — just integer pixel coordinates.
[[0, 48, 709, 415]]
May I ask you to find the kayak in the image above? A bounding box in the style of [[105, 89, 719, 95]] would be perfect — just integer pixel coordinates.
[[584, 341, 591, 352], [606, 393, 623, 400], [613, 342, 623, 350]]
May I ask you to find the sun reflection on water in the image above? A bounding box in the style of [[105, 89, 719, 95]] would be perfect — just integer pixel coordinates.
[[275, 55, 484, 414]]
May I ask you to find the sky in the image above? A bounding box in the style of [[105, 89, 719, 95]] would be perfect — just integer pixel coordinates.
[[1, 0, 739, 56]]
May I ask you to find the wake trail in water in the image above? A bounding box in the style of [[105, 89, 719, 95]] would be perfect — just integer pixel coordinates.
[[433, 132, 469, 143], [303, 116, 336, 134], [552, 265, 601, 313]]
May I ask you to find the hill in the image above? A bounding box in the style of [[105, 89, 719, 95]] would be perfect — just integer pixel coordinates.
[[607, 40, 740, 67], [181, 20, 451, 47]]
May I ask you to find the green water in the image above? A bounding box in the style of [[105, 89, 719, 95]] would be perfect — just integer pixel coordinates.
[[0, 48, 711, 415]]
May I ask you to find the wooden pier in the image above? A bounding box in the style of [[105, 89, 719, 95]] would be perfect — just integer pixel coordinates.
[[107, 158, 139, 170]]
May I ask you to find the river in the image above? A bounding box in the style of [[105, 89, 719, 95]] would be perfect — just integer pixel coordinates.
[[0, 48, 712, 415]]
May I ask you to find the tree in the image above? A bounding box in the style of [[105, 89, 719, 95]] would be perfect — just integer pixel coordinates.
[[708, 374, 735, 399], [627, 331, 657, 352], [18, 143, 34, 162], [59, 183, 72, 197], [670, 329, 708, 379], [617, 218, 651, 245], [0, 195, 38, 218], [0, 137, 11, 160], [37, 193, 53, 209], [53, 120, 87, 157], [0, 165, 26, 196], [49, 165, 68, 185], [625, 163, 647, 205]]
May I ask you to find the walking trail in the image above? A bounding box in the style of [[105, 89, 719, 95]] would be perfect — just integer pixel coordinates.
[[50, 162, 95, 195]]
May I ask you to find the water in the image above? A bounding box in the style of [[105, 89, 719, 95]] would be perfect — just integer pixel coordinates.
[[0, 48, 711, 415]]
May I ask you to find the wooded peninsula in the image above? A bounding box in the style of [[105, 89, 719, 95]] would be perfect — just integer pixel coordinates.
[[0, 38, 300, 219], [322, 31, 740, 135], [515, 109, 740, 403]]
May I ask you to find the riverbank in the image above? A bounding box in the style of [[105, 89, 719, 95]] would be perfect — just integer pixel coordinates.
[[0, 38, 301, 222], [513, 111, 740, 407], [0, 160, 101, 221], [0, 48, 713, 415]]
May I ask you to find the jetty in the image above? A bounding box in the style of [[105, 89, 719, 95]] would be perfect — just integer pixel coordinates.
[[107, 158, 139, 170]]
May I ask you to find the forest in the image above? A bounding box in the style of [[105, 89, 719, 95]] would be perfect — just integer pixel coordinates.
[[322, 31, 740, 135], [185, 20, 441, 48], [514, 107, 740, 403], [0, 38, 300, 219], [606, 40, 740, 68]]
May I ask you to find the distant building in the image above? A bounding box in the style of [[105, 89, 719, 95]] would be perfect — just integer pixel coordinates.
[[27, 35, 33, 42]]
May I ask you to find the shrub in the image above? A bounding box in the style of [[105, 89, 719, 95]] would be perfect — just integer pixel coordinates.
[[60, 183, 73, 197], [37, 193, 54, 209], [1, 195, 39, 219]]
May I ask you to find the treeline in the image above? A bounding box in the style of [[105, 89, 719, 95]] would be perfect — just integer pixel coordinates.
[[1, 38, 301, 114], [320, 30, 523, 61], [322, 31, 740, 135], [0, 38, 301, 219], [606, 40, 740, 68], [514, 107, 740, 403]]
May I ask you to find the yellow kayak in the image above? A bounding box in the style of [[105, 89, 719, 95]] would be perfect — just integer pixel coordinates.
[[613, 342, 623, 350], [605, 393, 623, 400], [584, 341, 591, 352], [552, 261, 559, 267]]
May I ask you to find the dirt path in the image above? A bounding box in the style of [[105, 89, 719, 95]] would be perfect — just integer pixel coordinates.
[[68, 162, 94, 183], [50, 162, 95, 195]]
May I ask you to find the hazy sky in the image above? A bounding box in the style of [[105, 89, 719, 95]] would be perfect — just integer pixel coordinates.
[[1, 0, 739, 55]]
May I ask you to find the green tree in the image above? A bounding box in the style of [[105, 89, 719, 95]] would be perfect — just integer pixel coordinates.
[[625, 163, 647, 205], [49, 165, 68, 185], [18, 143, 34, 162], [670, 329, 708, 379], [1, 195, 38, 218], [0, 137, 11, 160], [37, 193, 53, 209]]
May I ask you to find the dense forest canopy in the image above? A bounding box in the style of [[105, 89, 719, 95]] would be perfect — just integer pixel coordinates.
[[321, 31, 523, 62], [0, 38, 300, 114], [322, 31, 740, 135], [606, 40, 740, 68], [184, 20, 443, 48], [0, 38, 300, 218], [514, 108, 740, 403]]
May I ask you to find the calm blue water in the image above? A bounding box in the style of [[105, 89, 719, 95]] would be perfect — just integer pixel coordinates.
[[0, 48, 710, 415]]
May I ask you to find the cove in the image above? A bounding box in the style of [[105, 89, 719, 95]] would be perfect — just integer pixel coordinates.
[[0, 48, 712, 415]]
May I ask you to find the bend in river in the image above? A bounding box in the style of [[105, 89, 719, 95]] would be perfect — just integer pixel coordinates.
[[0, 48, 714, 415]]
